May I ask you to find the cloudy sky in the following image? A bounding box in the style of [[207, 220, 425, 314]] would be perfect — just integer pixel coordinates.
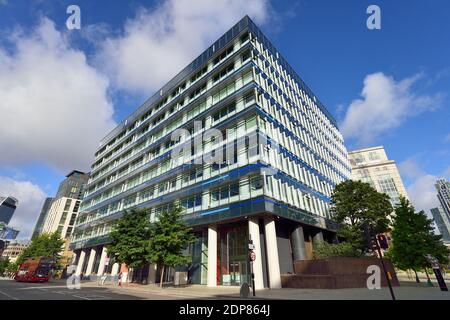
[[0, 0, 449, 239]]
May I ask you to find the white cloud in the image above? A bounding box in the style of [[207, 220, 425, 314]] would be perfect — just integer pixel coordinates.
[[0, 18, 116, 173], [95, 0, 271, 94], [341, 72, 441, 145], [0, 176, 47, 239], [399, 158, 450, 214], [406, 174, 440, 213]]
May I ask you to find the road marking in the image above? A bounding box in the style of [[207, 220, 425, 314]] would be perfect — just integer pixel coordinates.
[[0, 289, 19, 300], [72, 294, 92, 300]]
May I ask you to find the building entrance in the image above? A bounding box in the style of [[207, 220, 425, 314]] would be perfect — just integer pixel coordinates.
[[218, 223, 250, 286]]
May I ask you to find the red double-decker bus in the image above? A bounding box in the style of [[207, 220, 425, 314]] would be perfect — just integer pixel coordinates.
[[14, 257, 55, 283]]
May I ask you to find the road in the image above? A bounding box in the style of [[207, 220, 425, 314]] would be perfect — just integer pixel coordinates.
[[0, 278, 243, 300]]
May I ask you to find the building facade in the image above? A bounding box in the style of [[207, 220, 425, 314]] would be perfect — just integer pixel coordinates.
[[70, 16, 351, 288], [1, 241, 28, 263], [430, 207, 450, 244], [40, 171, 88, 266], [0, 196, 18, 225], [348, 146, 409, 206], [436, 178, 450, 220], [32, 197, 54, 239]]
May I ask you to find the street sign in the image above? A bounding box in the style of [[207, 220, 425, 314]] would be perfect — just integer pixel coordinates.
[[250, 251, 256, 261]]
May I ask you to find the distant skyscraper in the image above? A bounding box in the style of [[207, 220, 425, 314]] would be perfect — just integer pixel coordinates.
[[0, 196, 18, 225], [31, 197, 54, 239], [348, 146, 409, 206], [435, 178, 450, 219], [430, 207, 450, 243]]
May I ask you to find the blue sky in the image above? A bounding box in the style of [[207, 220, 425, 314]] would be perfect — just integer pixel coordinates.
[[0, 0, 449, 238]]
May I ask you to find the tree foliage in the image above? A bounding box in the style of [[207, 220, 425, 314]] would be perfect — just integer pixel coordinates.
[[0, 257, 10, 275], [107, 208, 152, 269], [313, 242, 360, 259], [386, 197, 450, 271], [331, 180, 393, 254], [17, 232, 65, 266], [147, 206, 196, 287]]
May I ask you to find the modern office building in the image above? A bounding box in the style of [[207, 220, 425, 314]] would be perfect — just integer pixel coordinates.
[[70, 16, 351, 288], [31, 197, 54, 239], [430, 207, 450, 243], [0, 196, 18, 225], [435, 178, 450, 219], [40, 171, 88, 266], [348, 146, 409, 206]]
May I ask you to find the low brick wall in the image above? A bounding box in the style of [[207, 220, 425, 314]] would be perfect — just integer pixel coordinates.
[[282, 257, 399, 289]]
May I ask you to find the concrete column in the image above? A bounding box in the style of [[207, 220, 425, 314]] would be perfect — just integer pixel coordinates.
[[71, 251, 78, 265], [85, 248, 97, 276], [75, 250, 86, 276], [248, 218, 264, 290], [207, 225, 217, 287], [97, 246, 108, 276], [313, 230, 324, 248], [111, 263, 120, 276], [291, 226, 307, 261], [264, 218, 281, 289]]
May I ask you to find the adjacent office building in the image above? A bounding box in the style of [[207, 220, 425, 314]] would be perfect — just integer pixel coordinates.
[[436, 178, 450, 219], [348, 146, 409, 206], [42, 171, 88, 238], [432, 178, 450, 243], [70, 16, 351, 288], [430, 207, 450, 243], [0, 196, 18, 225], [31, 197, 54, 239], [40, 171, 88, 266]]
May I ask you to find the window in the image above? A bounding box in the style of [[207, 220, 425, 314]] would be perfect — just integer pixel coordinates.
[[213, 63, 234, 84], [64, 199, 72, 211], [250, 176, 263, 191], [213, 103, 236, 122], [240, 32, 249, 44], [213, 46, 234, 66]]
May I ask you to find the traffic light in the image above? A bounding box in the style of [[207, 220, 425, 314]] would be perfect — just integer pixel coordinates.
[[377, 234, 389, 250]]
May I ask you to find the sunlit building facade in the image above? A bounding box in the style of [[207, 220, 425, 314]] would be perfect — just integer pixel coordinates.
[[70, 16, 351, 288], [349, 146, 409, 207]]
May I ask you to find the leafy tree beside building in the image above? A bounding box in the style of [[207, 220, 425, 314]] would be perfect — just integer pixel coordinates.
[[17, 232, 65, 267], [107, 208, 152, 270], [147, 206, 196, 287], [386, 197, 450, 281], [330, 180, 393, 255]]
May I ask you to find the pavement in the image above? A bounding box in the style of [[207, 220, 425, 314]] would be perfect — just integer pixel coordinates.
[[1, 277, 449, 300]]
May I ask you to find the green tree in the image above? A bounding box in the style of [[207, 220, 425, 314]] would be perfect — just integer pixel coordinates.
[[107, 208, 152, 269], [17, 232, 65, 266], [0, 257, 10, 275], [147, 206, 196, 287], [386, 197, 450, 281], [331, 180, 393, 254]]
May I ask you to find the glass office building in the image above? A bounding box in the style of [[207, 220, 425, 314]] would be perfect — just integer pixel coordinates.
[[70, 16, 351, 288], [0, 196, 18, 225]]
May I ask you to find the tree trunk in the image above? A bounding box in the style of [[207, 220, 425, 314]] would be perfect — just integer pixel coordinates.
[[413, 269, 420, 283], [425, 268, 433, 286], [160, 265, 165, 288]]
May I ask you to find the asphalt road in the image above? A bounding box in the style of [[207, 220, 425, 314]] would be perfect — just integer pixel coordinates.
[[0, 279, 151, 300]]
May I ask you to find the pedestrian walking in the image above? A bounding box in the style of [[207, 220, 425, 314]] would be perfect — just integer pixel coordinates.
[[118, 271, 122, 287]]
